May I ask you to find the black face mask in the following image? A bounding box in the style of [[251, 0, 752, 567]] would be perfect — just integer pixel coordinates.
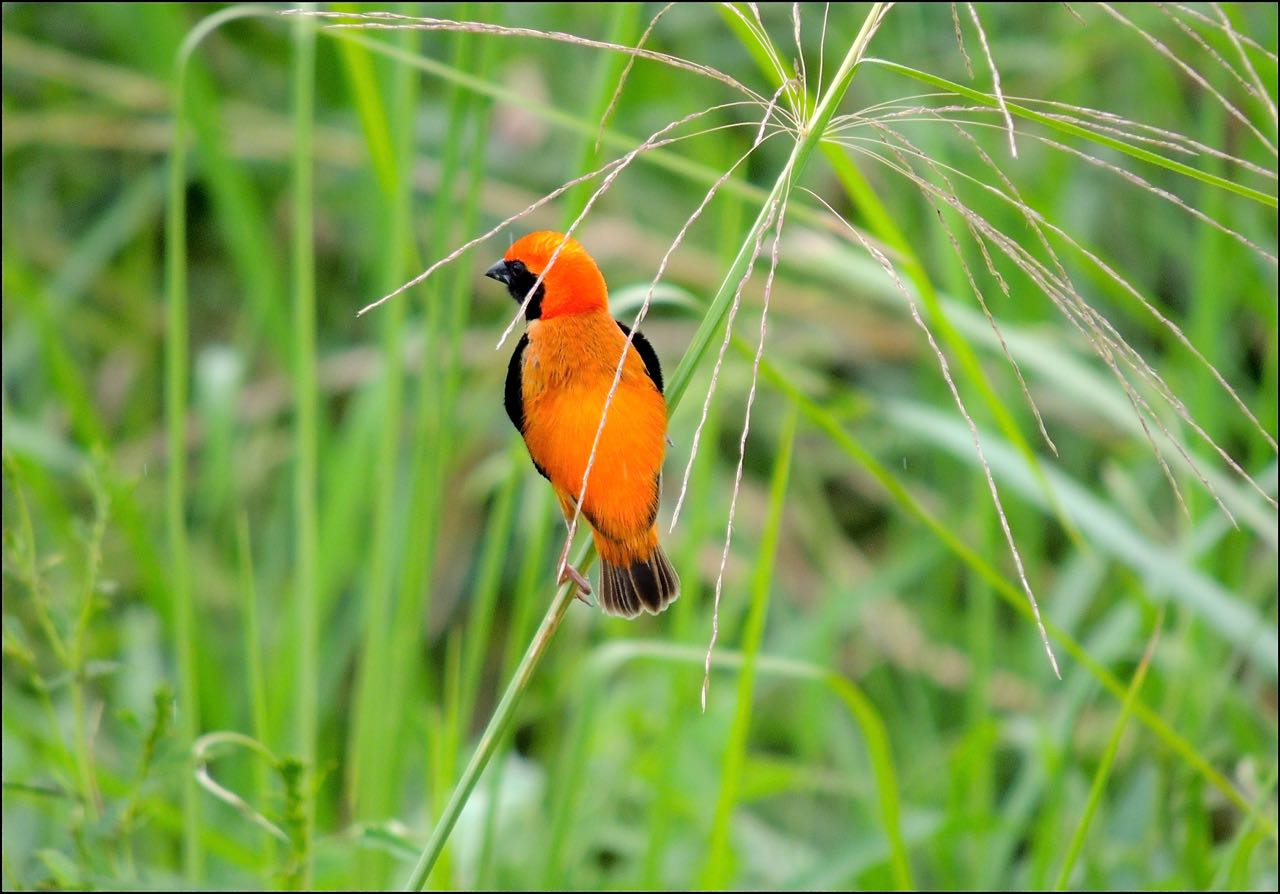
[[485, 258, 545, 321]]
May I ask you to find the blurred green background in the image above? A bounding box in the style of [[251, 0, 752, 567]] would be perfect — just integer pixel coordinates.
[[2, 2, 1276, 890]]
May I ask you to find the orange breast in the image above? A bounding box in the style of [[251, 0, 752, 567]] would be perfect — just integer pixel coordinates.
[[520, 311, 668, 538]]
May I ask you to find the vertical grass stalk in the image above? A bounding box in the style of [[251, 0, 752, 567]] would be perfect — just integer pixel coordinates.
[[290, 7, 318, 886], [166, 7, 283, 879], [166, 24, 198, 885], [338, 15, 419, 885]]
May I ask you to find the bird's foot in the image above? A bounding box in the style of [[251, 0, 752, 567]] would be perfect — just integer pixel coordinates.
[[559, 562, 594, 602]]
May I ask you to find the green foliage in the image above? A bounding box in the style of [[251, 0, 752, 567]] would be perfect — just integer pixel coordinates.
[[3, 3, 1276, 891]]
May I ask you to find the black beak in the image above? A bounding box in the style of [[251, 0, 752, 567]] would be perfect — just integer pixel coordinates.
[[485, 259, 511, 285]]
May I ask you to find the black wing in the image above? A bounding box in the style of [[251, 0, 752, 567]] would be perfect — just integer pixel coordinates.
[[505, 333, 551, 482], [617, 322, 665, 528], [505, 333, 529, 433], [616, 321, 664, 394]]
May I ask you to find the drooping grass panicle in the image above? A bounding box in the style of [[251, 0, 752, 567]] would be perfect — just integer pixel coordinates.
[[669, 191, 782, 532], [1171, 2, 1278, 63], [840, 128, 1248, 523], [847, 97, 1279, 181], [964, 3, 1016, 158], [288, 8, 765, 104], [701, 185, 792, 710], [1019, 101, 1279, 180], [594, 2, 676, 154], [832, 108, 1279, 504], [857, 121, 1204, 520], [1032, 132, 1276, 263], [951, 3, 974, 79], [1156, 3, 1277, 117], [804, 185, 1062, 678], [1210, 2, 1278, 127], [356, 100, 770, 317], [843, 91, 1275, 527], [894, 122, 1060, 456], [1097, 2, 1277, 157]]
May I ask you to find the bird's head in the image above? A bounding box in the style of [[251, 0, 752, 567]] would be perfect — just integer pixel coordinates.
[[485, 231, 608, 321]]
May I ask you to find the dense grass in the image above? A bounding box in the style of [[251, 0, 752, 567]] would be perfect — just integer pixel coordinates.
[[3, 3, 1277, 890]]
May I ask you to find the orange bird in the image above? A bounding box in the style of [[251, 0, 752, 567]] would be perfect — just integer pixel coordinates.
[[485, 231, 680, 617]]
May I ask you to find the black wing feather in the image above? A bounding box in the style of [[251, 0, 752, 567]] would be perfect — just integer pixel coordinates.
[[616, 321, 664, 394], [505, 333, 529, 433], [505, 333, 551, 481]]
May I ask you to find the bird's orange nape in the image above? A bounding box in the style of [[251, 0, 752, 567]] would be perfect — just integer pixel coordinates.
[[502, 231, 609, 319]]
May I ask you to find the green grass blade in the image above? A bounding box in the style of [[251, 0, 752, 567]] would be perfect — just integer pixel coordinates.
[[235, 513, 274, 873], [1054, 614, 1163, 890]]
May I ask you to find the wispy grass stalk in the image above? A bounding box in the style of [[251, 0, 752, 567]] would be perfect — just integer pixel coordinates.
[[565, 2, 642, 217]]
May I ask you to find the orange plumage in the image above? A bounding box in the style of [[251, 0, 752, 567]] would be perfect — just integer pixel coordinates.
[[485, 231, 679, 617]]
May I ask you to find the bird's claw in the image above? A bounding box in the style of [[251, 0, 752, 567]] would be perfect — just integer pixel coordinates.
[[559, 563, 593, 601]]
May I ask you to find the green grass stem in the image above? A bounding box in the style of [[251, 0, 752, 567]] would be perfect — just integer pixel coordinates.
[[290, 7, 318, 885]]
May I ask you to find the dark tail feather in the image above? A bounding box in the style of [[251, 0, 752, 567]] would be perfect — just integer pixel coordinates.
[[599, 546, 680, 618]]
